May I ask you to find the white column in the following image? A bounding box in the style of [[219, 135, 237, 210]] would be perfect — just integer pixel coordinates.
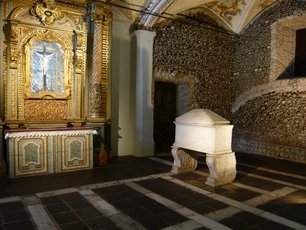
[[134, 30, 156, 156]]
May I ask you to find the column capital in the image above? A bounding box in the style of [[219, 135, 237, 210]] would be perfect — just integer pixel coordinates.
[[134, 29, 156, 40]]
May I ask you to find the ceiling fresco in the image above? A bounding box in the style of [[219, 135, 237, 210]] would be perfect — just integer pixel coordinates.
[[112, 0, 278, 33]]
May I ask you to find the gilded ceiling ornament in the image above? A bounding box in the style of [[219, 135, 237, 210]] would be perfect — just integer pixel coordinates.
[[258, 0, 276, 9], [208, 0, 247, 21], [30, 0, 63, 26]]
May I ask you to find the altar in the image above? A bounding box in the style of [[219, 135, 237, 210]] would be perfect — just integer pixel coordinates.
[[0, 0, 112, 177], [5, 127, 97, 177]]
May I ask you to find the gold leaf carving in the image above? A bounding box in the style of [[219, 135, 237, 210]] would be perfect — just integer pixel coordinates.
[[11, 70, 17, 118], [30, 0, 63, 26], [89, 84, 106, 118], [258, 0, 276, 9], [10, 48, 18, 69], [10, 24, 19, 40], [25, 100, 68, 121], [76, 34, 84, 48]]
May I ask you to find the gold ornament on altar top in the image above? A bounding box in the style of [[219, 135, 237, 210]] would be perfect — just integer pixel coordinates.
[[30, 0, 63, 26]]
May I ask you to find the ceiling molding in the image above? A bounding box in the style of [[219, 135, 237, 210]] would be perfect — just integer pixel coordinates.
[[113, 0, 279, 33]]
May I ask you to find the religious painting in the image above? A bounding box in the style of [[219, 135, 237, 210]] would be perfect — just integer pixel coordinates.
[[31, 41, 63, 94], [23, 30, 72, 100]]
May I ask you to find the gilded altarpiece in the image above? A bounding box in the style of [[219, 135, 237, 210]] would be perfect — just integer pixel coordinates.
[[3, 1, 87, 123], [1, 0, 112, 177]]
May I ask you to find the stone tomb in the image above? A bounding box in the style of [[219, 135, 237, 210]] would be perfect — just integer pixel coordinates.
[[171, 109, 236, 186]]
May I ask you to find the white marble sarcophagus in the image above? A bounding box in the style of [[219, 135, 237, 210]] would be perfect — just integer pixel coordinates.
[[171, 109, 236, 186]]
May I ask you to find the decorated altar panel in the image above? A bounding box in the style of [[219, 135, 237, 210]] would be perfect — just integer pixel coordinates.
[[5, 127, 97, 177]]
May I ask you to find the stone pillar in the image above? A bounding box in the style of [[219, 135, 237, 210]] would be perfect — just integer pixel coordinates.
[[134, 30, 156, 156]]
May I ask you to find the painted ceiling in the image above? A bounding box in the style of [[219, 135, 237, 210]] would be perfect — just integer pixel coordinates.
[[112, 0, 278, 33]]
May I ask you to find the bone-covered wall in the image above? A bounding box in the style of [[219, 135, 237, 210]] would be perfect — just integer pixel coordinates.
[[232, 0, 306, 163], [153, 14, 236, 120], [153, 0, 306, 163]]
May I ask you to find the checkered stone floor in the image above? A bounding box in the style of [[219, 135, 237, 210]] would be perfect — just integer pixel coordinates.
[[0, 153, 305, 230]]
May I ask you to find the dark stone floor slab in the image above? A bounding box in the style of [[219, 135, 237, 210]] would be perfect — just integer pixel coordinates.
[[4, 219, 35, 230], [137, 215, 170, 230], [94, 183, 189, 227], [237, 165, 306, 186], [46, 202, 70, 214], [0, 156, 170, 198], [67, 199, 92, 210], [235, 152, 306, 176], [123, 206, 153, 220], [40, 195, 62, 205], [61, 221, 90, 230], [52, 211, 79, 225], [86, 216, 118, 230], [234, 174, 284, 191], [249, 220, 293, 230], [0, 201, 24, 212], [3, 209, 28, 223], [75, 207, 103, 220]]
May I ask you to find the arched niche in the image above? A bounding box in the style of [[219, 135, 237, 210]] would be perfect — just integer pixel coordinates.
[[23, 30, 72, 99]]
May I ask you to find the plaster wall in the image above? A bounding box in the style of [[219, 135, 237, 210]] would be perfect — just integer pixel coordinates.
[[111, 8, 136, 156]]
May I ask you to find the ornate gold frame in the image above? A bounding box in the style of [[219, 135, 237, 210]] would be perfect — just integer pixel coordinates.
[[23, 30, 72, 99], [2, 0, 112, 125]]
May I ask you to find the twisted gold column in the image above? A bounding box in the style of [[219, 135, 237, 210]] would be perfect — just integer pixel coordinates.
[[88, 16, 111, 120]]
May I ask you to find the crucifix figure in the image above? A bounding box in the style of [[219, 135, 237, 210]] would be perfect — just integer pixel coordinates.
[[34, 45, 55, 90]]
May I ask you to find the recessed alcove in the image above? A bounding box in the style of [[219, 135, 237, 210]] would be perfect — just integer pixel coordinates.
[[271, 15, 306, 80], [153, 71, 198, 153], [293, 28, 306, 77]]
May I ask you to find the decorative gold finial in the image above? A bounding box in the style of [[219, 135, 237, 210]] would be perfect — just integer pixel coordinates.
[[30, 0, 63, 26]]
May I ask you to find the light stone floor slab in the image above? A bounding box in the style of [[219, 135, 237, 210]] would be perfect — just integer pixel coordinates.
[[36, 187, 79, 198], [160, 220, 202, 230], [80, 189, 146, 230], [79, 172, 171, 190], [27, 204, 58, 230], [0, 196, 20, 203]]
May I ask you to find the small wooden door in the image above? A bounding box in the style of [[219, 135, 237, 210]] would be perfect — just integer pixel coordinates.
[[154, 82, 177, 153]]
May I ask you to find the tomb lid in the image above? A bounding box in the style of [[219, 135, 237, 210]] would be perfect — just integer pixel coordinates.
[[175, 109, 230, 126]]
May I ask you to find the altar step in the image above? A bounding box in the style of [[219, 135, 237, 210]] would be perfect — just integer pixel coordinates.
[[0, 154, 305, 229]]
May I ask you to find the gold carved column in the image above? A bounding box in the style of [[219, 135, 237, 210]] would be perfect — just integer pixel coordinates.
[[88, 7, 111, 121], [4, 21, 19, 122]]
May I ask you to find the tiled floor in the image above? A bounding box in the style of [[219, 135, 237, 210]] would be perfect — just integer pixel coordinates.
[[0, 152, 305, 230]]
